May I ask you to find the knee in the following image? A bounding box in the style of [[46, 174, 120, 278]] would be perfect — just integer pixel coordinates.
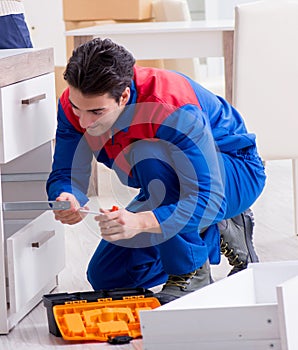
[[86, 252, 116, 290], [86, 259, 104, 290]]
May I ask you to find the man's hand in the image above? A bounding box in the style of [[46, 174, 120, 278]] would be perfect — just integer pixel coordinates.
[[95, 208, 161, 241], [54, 192, 85, 225]]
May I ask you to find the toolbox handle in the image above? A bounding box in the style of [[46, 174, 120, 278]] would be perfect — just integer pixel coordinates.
[[32, 230, 55, 248]]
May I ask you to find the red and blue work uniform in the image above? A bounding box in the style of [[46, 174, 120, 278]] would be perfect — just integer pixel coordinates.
[[47, 66, 266, 290]]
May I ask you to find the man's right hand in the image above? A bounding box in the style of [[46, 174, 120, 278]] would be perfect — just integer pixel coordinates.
[[53, 192, 84, 225]]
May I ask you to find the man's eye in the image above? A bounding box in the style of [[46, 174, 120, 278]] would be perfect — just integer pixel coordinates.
[[92, 111, 103, 116], [71, 107, 80, 117]]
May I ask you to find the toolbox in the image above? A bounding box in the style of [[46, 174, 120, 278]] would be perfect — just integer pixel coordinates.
[[43, 288, 160, 343]]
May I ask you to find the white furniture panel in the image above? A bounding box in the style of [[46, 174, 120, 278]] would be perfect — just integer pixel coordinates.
[[140, 261, 298, 349], [277, 276, 298, 350], [0, 73, 56, 163]]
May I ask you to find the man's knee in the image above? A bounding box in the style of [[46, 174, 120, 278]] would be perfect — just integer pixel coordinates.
[[86, 260, 104, 290]]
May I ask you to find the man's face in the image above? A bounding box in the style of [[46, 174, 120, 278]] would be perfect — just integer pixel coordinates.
[[68, 86, 130, 137]]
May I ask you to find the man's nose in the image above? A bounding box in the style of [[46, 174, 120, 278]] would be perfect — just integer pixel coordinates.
[[78, 112, 94, 129]]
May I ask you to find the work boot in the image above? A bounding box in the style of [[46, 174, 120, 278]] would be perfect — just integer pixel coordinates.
[[155, 260, 213, 304], [218, 208, 259, 276]]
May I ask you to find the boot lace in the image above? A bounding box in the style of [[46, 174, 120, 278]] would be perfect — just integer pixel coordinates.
[[220, 235, 245, 268], [165, 271, 197, 290]]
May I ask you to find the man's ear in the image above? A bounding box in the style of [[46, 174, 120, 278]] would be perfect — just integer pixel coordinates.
[[120, 87, 130, 106]]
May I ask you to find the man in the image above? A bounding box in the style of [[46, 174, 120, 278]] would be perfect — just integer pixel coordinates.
[[47, 38, 266, 300]]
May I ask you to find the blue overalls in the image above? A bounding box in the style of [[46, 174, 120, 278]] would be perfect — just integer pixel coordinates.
[[47, 66, 266, 290]]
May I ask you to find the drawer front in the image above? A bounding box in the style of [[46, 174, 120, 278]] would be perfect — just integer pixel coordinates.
[[0, 73, 56, 163], [7, 211, 65, 313]]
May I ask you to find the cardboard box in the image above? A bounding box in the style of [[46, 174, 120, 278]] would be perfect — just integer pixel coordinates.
[[54, 66, 67, 105], [63, 0, 153, 21]]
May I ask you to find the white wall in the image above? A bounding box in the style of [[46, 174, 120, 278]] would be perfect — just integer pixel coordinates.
[[187, 0, 205, 19], [23, 0, 67, 66]]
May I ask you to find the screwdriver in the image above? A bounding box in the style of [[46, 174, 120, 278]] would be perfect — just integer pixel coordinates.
[[79, 205, 119, 215]]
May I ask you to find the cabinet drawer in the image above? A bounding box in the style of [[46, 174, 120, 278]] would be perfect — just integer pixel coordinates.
[[7, 211, 65, 313], [0, 73, 56, 163]]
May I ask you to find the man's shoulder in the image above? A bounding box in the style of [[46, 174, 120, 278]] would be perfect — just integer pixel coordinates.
[[133, 65, 199, 108]]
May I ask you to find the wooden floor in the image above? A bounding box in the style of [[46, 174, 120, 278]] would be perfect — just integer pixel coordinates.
[[1, 159, 298, 349]]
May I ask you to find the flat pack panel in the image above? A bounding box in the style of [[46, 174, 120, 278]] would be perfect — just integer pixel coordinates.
[[276, 275, 298, 350], [157, 268, 256, 311], [249, 261, 298, 304], [141, 304, 279, 349], [142, 261, 298, 349]]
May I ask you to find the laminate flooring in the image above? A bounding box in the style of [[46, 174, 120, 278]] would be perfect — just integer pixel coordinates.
[[1, 160, 298, 349]]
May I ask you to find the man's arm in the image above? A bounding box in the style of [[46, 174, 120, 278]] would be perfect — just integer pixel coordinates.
[[47, 99, 94, 207]]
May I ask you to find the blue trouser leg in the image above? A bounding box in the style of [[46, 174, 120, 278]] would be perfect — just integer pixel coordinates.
[[87, 141, 266, 290], [221, 150, 266, 218], [87, 239, 168, 289]]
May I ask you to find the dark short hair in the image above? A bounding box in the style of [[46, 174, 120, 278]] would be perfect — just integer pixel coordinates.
[[64, 38, 136, 102]]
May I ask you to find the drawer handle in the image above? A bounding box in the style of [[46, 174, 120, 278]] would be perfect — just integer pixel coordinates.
[[31, 230, 55, 248], [21, 93, 46, 105]]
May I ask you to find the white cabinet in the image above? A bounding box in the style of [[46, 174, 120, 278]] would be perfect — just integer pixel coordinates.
[[0, 48, 65, 334]]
